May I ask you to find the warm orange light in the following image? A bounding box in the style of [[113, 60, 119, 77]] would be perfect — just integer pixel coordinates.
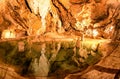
[[93, 29, 99, 38], [75, 4, 92, 32], [1, 30, 16, 39], [105, 25, 114, 34]]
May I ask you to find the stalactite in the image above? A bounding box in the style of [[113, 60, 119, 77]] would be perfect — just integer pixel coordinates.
[[0, 0, 120, 79], [52, 0, 76, 32]]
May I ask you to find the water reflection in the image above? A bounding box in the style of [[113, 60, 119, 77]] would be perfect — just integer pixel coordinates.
[[0, 39, 103, 78]]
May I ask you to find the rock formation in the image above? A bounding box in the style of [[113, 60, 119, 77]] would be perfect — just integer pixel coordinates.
[[0, 0, 120, 79]]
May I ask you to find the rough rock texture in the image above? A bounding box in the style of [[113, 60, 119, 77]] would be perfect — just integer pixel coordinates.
[[0, 0, 120, 39], [0, 0, 120, 79]]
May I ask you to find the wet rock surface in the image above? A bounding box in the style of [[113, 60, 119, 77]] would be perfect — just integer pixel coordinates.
[[0, 0, 120, 79]]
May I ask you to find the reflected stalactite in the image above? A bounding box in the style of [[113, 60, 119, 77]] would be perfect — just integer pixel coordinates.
[[29, 43, 50, 76], [0, 0, 120, 79]]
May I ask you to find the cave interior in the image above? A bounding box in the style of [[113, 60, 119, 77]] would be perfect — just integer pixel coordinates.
[[0, 0, 120, 79]]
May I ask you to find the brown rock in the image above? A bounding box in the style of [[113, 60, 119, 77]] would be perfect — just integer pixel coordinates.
[[69, 0, 89, 4], [90, 3, 108, 23]]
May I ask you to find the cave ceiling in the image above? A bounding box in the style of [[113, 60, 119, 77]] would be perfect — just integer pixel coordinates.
[[0, 0, 119, 40]]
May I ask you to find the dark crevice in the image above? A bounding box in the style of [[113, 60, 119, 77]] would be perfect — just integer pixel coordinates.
[[52, 0, 76, 32], [94, 65, 119, 74], [114, 70, 120, 79], [52, 0, 61, 13], [7, 2, 28, 30], [24, 0, 32, 13], [57, 0, 68, 12]]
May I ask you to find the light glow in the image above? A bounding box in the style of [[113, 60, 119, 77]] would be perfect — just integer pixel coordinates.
[[93, 29, 99, 38], [1, 30, 16, 39], [75, 4, 92, 31]]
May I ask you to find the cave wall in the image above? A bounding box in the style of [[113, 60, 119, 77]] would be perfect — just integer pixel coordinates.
[[0, 0, 120, 40], [0, 0, 120, 79]]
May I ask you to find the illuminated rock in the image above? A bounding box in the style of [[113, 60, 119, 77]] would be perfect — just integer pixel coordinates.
[[0, 0, 119, 79]]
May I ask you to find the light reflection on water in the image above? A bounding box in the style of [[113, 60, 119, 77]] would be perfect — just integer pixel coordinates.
[[0, 38, 103, 78]]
